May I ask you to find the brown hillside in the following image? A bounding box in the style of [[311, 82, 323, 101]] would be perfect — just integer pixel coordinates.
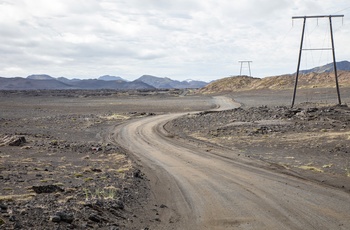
[[200, 75, 260, 93], [200, 71, 350, 94]]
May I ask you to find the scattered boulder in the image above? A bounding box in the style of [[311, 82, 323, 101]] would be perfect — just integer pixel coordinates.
[[133, 169, 143, 179], [0, 135, 26, 146], [52, 211, 74, 223], [91, 146, 102, 151], [50, 215, 61, 223], [32, 185, 64, 194], [113, 200, 124, 210], [0, 203, 8, 213], [88, 214, 102, 223]]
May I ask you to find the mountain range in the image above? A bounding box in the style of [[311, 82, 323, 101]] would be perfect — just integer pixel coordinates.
[[0, 74, 208, 90], [1, 61, 349, 90]]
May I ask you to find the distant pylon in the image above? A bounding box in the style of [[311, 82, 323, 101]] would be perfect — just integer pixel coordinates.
[[238, 61, 252, 76]]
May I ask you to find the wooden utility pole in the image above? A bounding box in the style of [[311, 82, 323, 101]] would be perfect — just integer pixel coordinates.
[[238, 61, 252, 76], [291, 15, 344, 107]]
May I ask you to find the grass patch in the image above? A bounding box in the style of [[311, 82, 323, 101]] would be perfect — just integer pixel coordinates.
[[40, 178, 54, 183], [84, 177, 94, 182], [299, 165, 324, 173], [0, 193, 36, 202], [102, 114, 130, 120], [322, 164, 333, 168], [74, 173, 84, 178], [84, 187, 118, 201], [117, 168, 127, 173], [53, 182, 65, 187], [58, 196, 74, 204]]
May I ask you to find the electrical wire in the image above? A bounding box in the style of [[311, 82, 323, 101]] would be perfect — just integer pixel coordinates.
[[332, 6, 350, 14], [318, 27, 329, 65]]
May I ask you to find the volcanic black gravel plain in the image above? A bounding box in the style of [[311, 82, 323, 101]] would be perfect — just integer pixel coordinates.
[[1, 88, 350, 229]]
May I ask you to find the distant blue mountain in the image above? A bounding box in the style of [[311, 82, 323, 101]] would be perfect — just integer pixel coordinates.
[[27, 74, 55, 80], [98, 75, 127, 81], [299, 60, 350, 74], [136, 75, 208, 89]]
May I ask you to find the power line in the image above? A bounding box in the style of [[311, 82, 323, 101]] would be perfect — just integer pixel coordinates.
[[332, 6, 350, 14]]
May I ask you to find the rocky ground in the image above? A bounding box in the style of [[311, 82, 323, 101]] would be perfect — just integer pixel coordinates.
[[2, 88, 350, 229], [166, 101, 350, 192], [0, 89, 212, 230]]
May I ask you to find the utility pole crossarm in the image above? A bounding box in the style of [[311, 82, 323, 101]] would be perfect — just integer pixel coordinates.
[[292, 15, 344, 19]]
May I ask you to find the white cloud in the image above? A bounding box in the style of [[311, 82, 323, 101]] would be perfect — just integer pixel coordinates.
[[0, 0, 349, 81]]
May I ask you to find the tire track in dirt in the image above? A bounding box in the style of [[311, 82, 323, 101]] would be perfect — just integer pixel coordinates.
[[111, 96, 350, 230]]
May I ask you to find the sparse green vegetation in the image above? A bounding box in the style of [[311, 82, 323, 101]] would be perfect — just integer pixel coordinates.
[[322, 164, 333, 168], [74, 173, 83, 178], [40, 178, 54, 183], [50, 140, 58, 145], [117, 168, 126, 173], [84, 187, 118, 201], [84, 177, 94, 182], [299, 165, 324, 173], [0, 193, 36, 202]]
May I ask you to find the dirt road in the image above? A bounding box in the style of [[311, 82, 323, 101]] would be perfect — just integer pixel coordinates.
[[112, 96, 350, 229]]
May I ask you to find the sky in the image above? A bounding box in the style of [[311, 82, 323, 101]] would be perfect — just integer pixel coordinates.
[[0, 0, 349, 82]]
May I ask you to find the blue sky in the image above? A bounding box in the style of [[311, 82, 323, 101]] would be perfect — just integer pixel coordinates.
[[0, 0, 349, 81]]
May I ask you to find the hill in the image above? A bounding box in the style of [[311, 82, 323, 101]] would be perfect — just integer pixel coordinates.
[[200, 71, 350, 94], [0, 77, 73, 90], [200, 61, 350, 94]]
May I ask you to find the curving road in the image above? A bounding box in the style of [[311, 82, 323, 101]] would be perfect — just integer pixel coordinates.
[[112, 96, 350, 229]]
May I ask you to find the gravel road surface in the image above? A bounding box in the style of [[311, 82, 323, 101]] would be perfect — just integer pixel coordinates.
[[112, 96, 350, 229]]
